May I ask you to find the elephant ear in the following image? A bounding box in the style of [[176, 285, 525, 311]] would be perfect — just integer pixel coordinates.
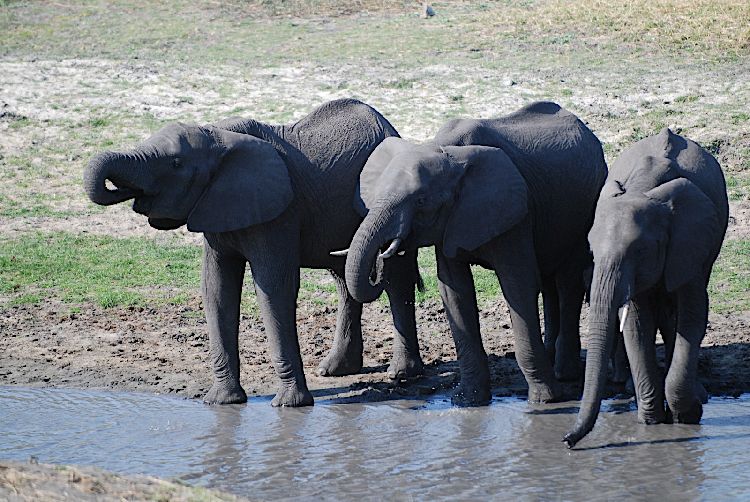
[[442, 145, 528, 258], [187, 129, 292, 233], [356, 137, 421, 216], [645, 177, 720, 292]]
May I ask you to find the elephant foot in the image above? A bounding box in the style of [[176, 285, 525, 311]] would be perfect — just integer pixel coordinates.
[[451, 383, 491, 407], [554, 357, 582, 382], [669, 401, 703, 424], [387, 352, 424, 380], [317, 344, 363, 377], [637, 406, 667, 425], [527, 382, 562, 404], [695, 381, 709, 404], [203, 381, 247, 405], [271, 382, 314, 407]]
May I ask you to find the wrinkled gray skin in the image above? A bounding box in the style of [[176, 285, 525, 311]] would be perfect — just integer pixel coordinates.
[[563, 128, 729, 448], [84, 99, 423, 407], [342, 102, 607, 405]]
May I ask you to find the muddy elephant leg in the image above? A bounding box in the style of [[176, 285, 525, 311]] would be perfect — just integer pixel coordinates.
[[490, 229, 560, 403], [665, 281, 708, 423], [542, 279, 560, 365], [436, 248, 490, 406], [317, 269, 364, 377], [554, 263, 585, 382], [202, 236, 248, 405], [622, 293, 666, 424], [383, 250, 423, 379], [242, 225, 312, 407]]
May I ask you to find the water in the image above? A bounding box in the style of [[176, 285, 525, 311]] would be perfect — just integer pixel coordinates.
[[2, 386, 750, 500]]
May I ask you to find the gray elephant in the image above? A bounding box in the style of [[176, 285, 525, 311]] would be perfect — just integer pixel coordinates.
[[563, 128, 729, 448], [84, 98, 423, 407], [337, 102, 607, 404]]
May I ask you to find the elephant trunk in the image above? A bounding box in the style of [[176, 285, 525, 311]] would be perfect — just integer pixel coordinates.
[[564, 262, 628, 448], [84, 151, 150, 206], [346, 202, 410, 303]]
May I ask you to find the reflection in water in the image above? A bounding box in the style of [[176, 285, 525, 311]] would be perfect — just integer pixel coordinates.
[[1, 387, 749, 499]]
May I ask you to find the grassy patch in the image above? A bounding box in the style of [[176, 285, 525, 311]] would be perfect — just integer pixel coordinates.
[[0, 233, 202, 309], [709, 239, 750, 313], [726, 175, 750, 201]]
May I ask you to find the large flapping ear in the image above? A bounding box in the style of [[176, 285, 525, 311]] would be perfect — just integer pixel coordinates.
[[645, 177, 720, 292], [187, 128, 292, 233], [355, 137, 416, 216], [441, 145, 528, 258]]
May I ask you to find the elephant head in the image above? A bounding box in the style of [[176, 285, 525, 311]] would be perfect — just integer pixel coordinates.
[[338, 137, 528, 303], [563, 155, 721, 447], [84, 123, 292, 233]]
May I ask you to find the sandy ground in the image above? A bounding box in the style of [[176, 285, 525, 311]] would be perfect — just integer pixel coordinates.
[[0, 461, 242, 501]]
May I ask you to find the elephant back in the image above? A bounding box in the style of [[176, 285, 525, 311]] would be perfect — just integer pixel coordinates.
[[435, 102, 608, 275]]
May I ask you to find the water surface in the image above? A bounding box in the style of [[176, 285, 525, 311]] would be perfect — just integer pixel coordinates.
[[2, 386, 749, 499]]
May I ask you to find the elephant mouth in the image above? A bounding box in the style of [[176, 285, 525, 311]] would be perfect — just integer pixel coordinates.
[[148, 217, 185, 230]]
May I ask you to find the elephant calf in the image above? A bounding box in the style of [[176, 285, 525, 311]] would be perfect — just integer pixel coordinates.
[[338, 102, 607, 405], [84, 99, 423, 407], [564, 128, 729, 448]]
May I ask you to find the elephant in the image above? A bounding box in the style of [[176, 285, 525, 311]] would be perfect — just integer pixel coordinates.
[[337, 102, 608, 405], [83, 98, 424, 407], [563, 128, 729, 448]]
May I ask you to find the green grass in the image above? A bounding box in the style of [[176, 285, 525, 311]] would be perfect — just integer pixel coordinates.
[[709, 239, 750, 313], [0, 233, 202, 309]]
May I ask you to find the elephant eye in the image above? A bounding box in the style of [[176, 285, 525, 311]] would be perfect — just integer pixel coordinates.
[[172, 158, 182, 169]]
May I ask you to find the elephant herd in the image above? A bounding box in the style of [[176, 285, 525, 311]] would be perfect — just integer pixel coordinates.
[[84, 98, 728, 448]]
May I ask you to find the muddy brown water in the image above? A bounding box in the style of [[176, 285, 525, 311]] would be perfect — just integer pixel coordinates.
[[1, 387, 749, 499]]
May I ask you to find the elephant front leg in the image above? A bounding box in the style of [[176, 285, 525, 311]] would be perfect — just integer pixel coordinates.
[[436, 249, 491, 406], [621, 294, 666, 424], [665, 282, 708, 424], [202, 238, 248, 405], [383, 250, 423, 380], [492, 233, 561, 403], [250, 258, 313, 408], [317, 270, 364, 377]]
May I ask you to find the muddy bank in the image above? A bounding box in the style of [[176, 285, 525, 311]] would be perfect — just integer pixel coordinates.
[[0, 460, 242, 501], [1, 296, 749, 403]]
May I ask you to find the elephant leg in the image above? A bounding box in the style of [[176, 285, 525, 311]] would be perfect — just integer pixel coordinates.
[[542, 279, 560, 366], [622, 294, 666, 424], [436, 248, 490, 406], [665, 281, 708, 424], [316, 269, 363, 377], [490, 229, 560, 403], [202, 236, 248, 405], [243, 227, 312, 408], [611, 332, 631, 384], [553, 263, 585, 382], [383, 250, 423, 379]]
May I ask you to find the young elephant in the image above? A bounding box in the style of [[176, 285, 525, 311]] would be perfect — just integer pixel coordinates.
[[84, 99, 422, 407], [338, 102, 607, 404], [563, 128, 729, 448]]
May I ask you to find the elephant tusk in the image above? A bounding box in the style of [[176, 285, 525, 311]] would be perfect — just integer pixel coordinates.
[[619, 303, 629, 333], [330, 249, 349, 257], [378, 238, 402, 260], [397, 250, 406, 256]]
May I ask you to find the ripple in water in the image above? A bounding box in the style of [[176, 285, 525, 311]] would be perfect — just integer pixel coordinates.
[[2, 386, 750, 499]]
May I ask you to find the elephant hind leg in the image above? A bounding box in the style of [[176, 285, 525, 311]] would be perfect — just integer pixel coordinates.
[[552, 263, 585, 382], [542, 279, 560, 365], [317, 269, 364, 377]]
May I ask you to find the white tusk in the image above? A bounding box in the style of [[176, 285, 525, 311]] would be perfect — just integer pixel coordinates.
[[378, 238, 402, 260], [397, 250, 406, 256], [619, 304, 629, 333], [330, 249, 349, 257]]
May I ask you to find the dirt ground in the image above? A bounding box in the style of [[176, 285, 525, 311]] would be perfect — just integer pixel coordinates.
[[0, 460, 242, 501], [2, 290, 750, 404]]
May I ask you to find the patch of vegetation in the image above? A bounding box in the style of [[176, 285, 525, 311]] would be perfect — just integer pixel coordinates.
[[710, 239, 750, 313], [0, 233, 202, 309], [726, 175, 750, 201]]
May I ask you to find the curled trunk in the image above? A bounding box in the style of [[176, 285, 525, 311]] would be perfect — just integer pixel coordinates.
[[83, 151, 149, 206], [345, 203, 409, 304]]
